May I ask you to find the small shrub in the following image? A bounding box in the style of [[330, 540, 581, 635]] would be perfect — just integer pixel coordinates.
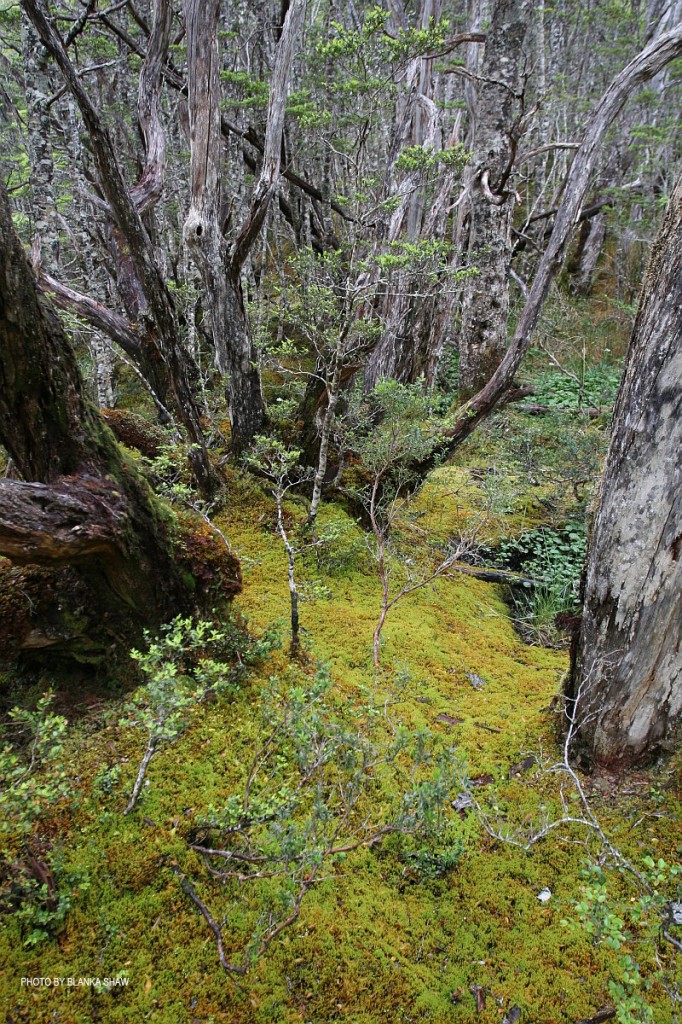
[[175, 665, 466, 972], [564, 859, 682, 1024], [0, 694, 73, 944], [120, 616, 279, 813]]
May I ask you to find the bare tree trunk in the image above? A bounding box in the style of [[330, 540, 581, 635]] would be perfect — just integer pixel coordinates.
[[275, 488, 300, 655], [566, 173, 682, 767], [457, 0, 533, 396], [441, 23, 682, 453], [21, 10, 59, 266], [568, 213, 607, 296], [183, 0, 305, 453], [307, 363, 341, 525]]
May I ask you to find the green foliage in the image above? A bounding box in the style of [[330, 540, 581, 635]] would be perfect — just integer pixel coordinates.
[[531, 365, 622, 411], [122, 620, 233, 746], [180, 664, 466, 971], [245, 435, 306, 486], [220, 69, 270, 109], [120, 617, 278, 809], [0, 694, 69, 839], [395, 143, 470, 174], [344, 379, 444, 489], [318, 6, 451, 66], [372, 238, 470, 280], [564, 859, 682, 1024], [0, 694, 72, 944], [401, 822, 464, 880], [493, 524, 587, 641], [141, 440, 204, 510]]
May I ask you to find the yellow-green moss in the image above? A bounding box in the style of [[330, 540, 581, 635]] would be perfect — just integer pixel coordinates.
[[0, 462, 679, 1024]]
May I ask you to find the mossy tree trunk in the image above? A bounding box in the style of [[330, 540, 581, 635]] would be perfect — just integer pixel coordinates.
[[0, 181, 224, 643], [566, 173, 682, 766]]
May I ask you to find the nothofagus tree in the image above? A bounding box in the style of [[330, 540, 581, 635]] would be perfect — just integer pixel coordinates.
[[183, 0, 305, 453], [566, 172, 682, 766]]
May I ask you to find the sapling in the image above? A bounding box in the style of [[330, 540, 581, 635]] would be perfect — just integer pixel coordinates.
[[261, 246, 380, 525], [342, 380, 482, 666], [174, 664, 465, 974], [0, 694, 72, 944], [121, 617, 275, 814], [245, 436, 313, 654]]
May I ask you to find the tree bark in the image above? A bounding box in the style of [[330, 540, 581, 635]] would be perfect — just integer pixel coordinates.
[[566, 173, 682, 766], [457, 0, 533, 396], [21, 10, 59, 266], [183, 0, 304, 453], [568, 213, 606, 296]]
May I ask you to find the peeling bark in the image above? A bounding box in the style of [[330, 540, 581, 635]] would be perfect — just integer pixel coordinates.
[[183, 0, 304, 452], [457, 0, 533, 396], [567, 174, 682, 766]]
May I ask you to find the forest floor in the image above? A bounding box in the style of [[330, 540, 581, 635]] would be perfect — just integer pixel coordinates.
[[1, 300, 680, 1024]]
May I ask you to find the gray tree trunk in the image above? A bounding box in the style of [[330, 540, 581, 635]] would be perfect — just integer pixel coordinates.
[[457, 0, 533, 397], [441, 23, 682, 453], [568, 212, 607, 296], [21, 10, 59, 266], [567, 173, 682, 766], [184, 0, 304, 453]]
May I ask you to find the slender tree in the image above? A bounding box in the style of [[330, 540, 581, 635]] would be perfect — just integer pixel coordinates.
[[457, 0, 533, 396], [183, 0, 306, 453]]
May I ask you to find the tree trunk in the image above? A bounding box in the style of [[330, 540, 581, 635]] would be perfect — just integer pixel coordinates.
[[22, 0, 216, 494], [457, 0, 533, 396], [566, 173, 682, 766], [568, 213, 607, 296], [0, 181, 238, 653], [183, 0, 304, 453], [21, 10, 59, 267], [363, 1, 477, 389]]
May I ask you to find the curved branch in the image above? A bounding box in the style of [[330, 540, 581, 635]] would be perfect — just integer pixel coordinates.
[[37, 269, 142, 360]]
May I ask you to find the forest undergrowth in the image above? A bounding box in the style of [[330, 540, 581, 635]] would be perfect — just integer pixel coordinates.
[[0, 297, 680, 1024]]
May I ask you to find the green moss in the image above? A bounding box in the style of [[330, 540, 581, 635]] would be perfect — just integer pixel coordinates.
[[0, 462, 678, 1024]]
